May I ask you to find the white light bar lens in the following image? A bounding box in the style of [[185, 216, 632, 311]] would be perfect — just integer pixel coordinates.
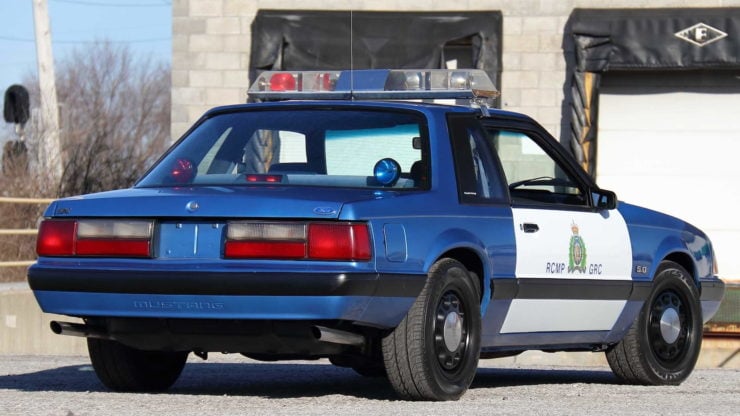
[[228, 222, 307, 241], [76, 220, 153, 239], [386, 69, 497, 92]]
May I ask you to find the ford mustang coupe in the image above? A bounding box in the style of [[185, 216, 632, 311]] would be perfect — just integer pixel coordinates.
[[29, 69, 725, 401]]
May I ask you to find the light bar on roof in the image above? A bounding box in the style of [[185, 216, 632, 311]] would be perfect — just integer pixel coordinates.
[[247, 69, 499, 101]]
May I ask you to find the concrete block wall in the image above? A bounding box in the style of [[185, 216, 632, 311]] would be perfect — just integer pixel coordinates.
[[172, 0, 740, 140], [171, 0, 736, 141]]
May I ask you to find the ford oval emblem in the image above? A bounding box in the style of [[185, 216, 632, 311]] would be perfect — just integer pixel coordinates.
[[313, 206, 337, 216], [186, 200, 200, 212]]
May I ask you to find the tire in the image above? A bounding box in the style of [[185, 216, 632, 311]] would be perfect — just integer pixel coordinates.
[[382, 258, 481, 401], [87, 338, 189, 392], [606, 261, 702, 385]]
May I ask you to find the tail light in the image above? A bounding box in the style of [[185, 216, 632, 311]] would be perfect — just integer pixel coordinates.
[[37, 219, 153, 258], [225, 221, 371, 261]]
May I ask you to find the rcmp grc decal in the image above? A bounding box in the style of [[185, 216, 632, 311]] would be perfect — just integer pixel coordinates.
[[544, 222, 603, 275]]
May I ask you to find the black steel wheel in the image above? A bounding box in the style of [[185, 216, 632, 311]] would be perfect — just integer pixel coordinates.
[[382, 258, 481, 401], [434, 290, 469, 371], [88, 338, 189, 392], [606, 261, 702, 385], [648, 289, 690, 366]]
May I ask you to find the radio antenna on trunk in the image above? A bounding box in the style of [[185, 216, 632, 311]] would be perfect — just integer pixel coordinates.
[[350, 9, 354, 99]]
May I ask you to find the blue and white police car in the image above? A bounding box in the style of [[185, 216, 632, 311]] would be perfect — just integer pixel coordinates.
[[28, 69, 725, 401]]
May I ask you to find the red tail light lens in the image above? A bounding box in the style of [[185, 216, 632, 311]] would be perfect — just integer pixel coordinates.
[[75, 239, 151, 257], [36, 219, 153, 258], [225, 221, 371, 261], [224, 241, 306, 259], [308, 223, 371, 261], [37, 220, 76, 256]]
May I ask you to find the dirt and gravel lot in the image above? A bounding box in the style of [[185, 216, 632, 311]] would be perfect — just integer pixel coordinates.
[[1, 354, 738, 416]]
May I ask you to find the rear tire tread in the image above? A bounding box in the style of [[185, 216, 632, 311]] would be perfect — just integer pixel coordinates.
[[88, 338, 188, 392], [382, 258, 481, 401]]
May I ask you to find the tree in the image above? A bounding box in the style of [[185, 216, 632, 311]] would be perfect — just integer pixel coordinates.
[[23, 40, 171, 196], [0, 41, 171, 282]]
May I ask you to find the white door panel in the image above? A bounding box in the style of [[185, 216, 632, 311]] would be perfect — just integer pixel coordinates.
[[512, 208, 633, 281], [502, 207, 632, 334]]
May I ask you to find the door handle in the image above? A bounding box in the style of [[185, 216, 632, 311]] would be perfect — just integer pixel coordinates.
[[521, 223, 539, 233]]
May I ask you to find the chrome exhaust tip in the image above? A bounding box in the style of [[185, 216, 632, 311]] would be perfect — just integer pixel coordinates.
[[312, 326, 365, 347]]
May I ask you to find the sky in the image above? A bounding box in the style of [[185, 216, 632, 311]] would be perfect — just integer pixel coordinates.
[[0, 0, 171, 141]]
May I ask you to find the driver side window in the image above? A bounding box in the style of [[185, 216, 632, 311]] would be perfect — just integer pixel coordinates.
[[488, 129, 586, 206]]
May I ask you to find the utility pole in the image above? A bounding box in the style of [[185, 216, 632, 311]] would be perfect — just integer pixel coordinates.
[[32, 0, 62, 189]]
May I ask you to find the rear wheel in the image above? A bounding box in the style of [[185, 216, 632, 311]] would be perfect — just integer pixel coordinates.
[[382, 258, 481, 401], [87, 338, 189, 392], [606, 261, 702, 385]]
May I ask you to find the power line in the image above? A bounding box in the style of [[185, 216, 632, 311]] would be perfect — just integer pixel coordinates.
[[0, 34, 170, 44], [51, 0, 171, 7], [0, 35, 34, 43]]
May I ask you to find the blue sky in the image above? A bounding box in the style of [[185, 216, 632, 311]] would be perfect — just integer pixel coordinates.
[[1, 0, 171, 117]]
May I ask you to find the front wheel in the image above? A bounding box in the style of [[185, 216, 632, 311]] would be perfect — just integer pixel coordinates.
[[382, 258, 481, 401], [88, 338, 189, 392], [606, 261, 702, 385]]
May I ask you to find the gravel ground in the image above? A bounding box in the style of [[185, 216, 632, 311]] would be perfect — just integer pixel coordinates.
[[1, 354, 738, 416]]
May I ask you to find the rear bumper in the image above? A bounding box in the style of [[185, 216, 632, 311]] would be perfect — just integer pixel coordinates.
[[700, 276, 725, 323], [28, 265, 425, 328]]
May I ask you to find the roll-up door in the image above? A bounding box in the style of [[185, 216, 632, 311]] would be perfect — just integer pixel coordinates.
[[597, 70, 740, 281]]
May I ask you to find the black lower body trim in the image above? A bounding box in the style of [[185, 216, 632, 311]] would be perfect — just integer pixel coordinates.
[[28, 265, 425, 297], [491, 278, 649, 301]]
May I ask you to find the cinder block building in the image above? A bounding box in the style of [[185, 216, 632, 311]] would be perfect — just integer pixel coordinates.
[[171, 0, 740, 283]]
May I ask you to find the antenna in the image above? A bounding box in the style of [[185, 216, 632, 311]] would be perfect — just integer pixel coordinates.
[[350, 9, 354, 99]]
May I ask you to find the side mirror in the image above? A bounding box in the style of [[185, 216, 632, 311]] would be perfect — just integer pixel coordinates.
[[592, 189, 618, 210]]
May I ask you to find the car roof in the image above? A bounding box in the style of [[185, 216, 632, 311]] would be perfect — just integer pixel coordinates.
[[202, 100, 534, 122]]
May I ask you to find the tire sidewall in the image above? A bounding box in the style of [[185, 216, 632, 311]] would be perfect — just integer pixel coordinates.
[[422, 259, 481, 399], [638, 262, 702, 384]]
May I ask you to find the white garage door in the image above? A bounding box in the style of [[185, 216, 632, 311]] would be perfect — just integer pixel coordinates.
[[597, 71, 740, 282]]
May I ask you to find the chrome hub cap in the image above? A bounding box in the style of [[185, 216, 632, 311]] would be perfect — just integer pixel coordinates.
[[649, 289, 690, 365], [434, 291, 468, 371], [443, 311, 463, 352], [659, 307, 681, 344]]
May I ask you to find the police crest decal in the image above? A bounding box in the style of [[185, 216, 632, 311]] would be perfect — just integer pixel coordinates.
[[568, 222, 587, 273]]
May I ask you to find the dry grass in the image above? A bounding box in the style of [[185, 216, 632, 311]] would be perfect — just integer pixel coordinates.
[[0, 42, 171, 283], [0, 163, 49, 283]]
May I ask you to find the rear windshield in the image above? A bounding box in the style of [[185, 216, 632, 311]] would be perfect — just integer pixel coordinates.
[[137, 108, 430, 190]]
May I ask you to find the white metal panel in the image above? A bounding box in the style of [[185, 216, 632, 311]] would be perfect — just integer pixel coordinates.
[[500, 299, 626, 333], [597, 73, 740, 282]]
